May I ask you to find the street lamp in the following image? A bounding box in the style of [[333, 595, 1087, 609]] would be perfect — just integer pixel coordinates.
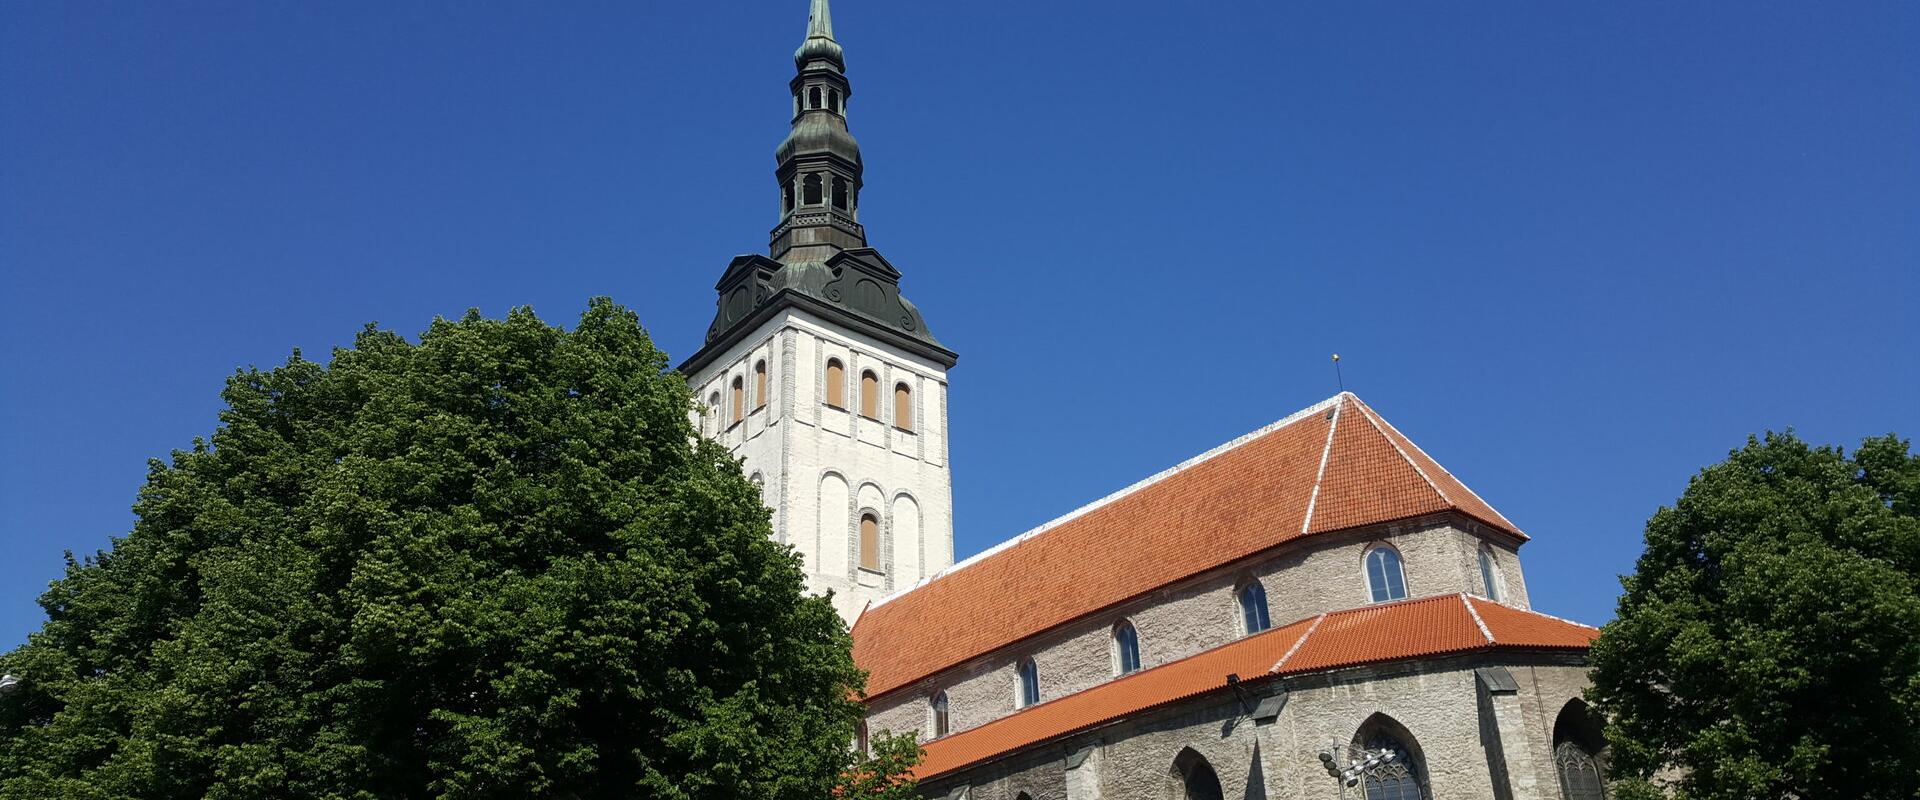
[[1320, 742, 1397, 794], [0, 674, 19, 695]]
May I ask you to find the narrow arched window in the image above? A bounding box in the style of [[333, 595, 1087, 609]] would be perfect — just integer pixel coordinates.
[[707, 391, 722, 434], [829, 89, 842, 114], [1238, 581, 1271, 634], [893, 383, 913, 431], [1015, 657, 1039, 708], [859, 370, 879, 419], [753, 360, 768, 409], [859, 512, 880, 571], [782, 181, 794, 214], [855, 720, 869, 756], [808, 86, 822, 109], [1113, 620, 1141, 676], [803, 173, 823, 206], [1366, 546, 1408, 603], [730, 376, 745, 424], [824, 359, 846, 408], [930, 691, 949, 738], [831, 176, 850, 210], [1478, 545, 1502, 602]]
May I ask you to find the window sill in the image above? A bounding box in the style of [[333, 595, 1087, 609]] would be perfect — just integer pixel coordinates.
[[893, 426, 916, 435], [856, 566, 886, 577]]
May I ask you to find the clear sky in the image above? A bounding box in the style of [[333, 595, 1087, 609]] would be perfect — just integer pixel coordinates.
[[2, 1, 1915, 646]]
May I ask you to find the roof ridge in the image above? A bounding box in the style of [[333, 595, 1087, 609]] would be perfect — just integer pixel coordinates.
[[1298, 398, 1345, 535], [1485, 600, 1604, 632], [1270, 612, 1327, 673], [1354, 399, 1452, 505], [1460, 593, 1495, 644], [868, 392, 1348, 610]]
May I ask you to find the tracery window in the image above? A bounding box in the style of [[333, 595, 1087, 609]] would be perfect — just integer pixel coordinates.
[[1238, 580, 1271, 634], [1351, 716, 1427, 800], [1113, 619, 1141, 675], [1366, 545, 1408, 603], [1554, 700, 1609, 800], [1015, 657, 1039, 708]]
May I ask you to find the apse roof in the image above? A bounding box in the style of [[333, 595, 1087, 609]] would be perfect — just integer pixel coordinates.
[[851, 393, 1524, 700], [912, 594, 1596, 780]]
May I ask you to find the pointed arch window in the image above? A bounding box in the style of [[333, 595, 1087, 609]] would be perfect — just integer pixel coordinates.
[[929, 691, 950, 738], [753, 360, 769, 410], [1553, 701, 1608, 800], [1015, 657, 1040, 708], [1238, 580, 1271, 634], [855, 720, 869, 756], [1112, 619, 1141, 676], [1173, 748, 1225, 800], [824, 359, 846, 408], [859, 512, 880, 571], [859, 370, 879, 419], [803, 173, 823, 206], [1478, 545, 1502, 602], [730, 376, 745, 424], [1366, 545, 1408, 603], [1353, 716, 1426, 800], [831, 176, 850, 210], [893, 383, 913, 431]]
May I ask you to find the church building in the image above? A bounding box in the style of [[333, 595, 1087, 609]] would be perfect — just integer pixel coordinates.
[[680, 4, 1610, 799]]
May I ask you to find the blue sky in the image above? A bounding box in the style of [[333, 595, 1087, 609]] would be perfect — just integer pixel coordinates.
[[2, 1, 1915, 645]]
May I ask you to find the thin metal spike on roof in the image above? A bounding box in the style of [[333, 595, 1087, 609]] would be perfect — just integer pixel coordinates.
[[807, 0, 835, 42]]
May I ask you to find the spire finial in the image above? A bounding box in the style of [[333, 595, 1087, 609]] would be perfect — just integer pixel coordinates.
[[795, 0, 844, 70]]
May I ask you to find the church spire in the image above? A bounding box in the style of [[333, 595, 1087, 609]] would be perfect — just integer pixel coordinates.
[[771, 0, 864, 263]]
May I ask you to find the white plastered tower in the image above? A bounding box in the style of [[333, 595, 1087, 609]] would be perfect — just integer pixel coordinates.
[[680, 0, 956, 624]]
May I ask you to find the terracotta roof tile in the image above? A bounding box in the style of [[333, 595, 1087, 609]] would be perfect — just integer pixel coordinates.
[[912, 596, 1595, 780], [853, 394, 1525, 701]]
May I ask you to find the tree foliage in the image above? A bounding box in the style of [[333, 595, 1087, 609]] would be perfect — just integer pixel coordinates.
[[1588, 431, 1920, 799], [0, 300, 914, 799]]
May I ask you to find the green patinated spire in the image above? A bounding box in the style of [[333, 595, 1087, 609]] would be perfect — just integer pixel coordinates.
[[795, 0, 844, 70]]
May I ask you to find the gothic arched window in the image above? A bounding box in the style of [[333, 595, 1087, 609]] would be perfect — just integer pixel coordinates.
[[1366, 545, 1409, 603], [831, 176, 850, 210], [893, 382, 913, 431], [1353, 715, 1427, 800], [754, 360, 769, 409], [1239, 580, 1271, 634], [1015, 657, 1040, 708], [929, 691, 950, 738], [803, 173, 823, 206], [855, 720, 868, 756], [1172, 748, 1225, 800], [1113, 619, 1141, 676], [824, 359, 846, 408], [859, 512, 880, 571], [1553, 700, 1608, 800], [1478, 545, 1503, 602], [859, 370, 880, 419]]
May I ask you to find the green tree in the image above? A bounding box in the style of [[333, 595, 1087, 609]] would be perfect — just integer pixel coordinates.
[[1588, 431, 1920, 799], [0, 300, 915, 799]]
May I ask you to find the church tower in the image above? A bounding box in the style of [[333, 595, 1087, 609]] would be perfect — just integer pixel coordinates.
[[681, 0, 958, 624]]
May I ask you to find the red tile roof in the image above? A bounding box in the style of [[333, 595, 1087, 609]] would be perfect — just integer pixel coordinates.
[[852, 393, 1524, 700], [913, 595, 1595, 779]]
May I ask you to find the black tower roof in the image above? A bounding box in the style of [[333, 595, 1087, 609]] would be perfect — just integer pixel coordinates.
[[681, 0, 955, 374]]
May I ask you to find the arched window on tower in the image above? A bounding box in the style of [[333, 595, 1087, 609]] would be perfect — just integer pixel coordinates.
[[1553, 700, 1608, 800], [1015, 657, 1040, 708], [929, 691, 950, 738], [1239, 580, 1271, 634], [824, 359, 846, 408], [782, 181, 794, 214], [1478, 544, 1503, 602], [808, 85, 822, 109], [730, 376, 745, 424], [859, 370, 879, 419], [1366, 545, 1409, 603], [893, 382, 913, 431], [859, 512, 880, 571], [831, 176, 850, 210], [754, 360, 769, 410], [1112, 619, 1141, 676], [828, 89, 841, 113], [803, 174, 823, 206]]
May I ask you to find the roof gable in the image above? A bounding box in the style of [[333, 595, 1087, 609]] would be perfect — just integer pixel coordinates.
[[852, 393, 1524, 700]]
